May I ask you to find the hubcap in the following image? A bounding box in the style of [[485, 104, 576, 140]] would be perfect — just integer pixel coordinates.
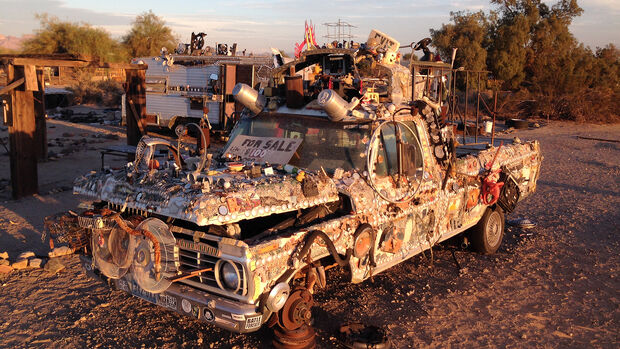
[[486, 212, 502, 247]]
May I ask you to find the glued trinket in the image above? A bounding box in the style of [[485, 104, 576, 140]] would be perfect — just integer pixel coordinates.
[[296, 171, 306, 182], [218, 205, 229, 216], [250, 165, 262, 178], [284, 164, 298, 174], [333, 168, 344, 180], [302, 176, 320, 197]]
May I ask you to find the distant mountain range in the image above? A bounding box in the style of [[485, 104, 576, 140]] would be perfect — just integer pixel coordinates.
[[0, 34, 32, 51]]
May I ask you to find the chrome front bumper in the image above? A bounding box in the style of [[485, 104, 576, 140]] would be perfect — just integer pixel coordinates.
[[80, 255, 265, 333]]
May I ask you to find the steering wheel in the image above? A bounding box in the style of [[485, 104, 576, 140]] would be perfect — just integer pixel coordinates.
[[413, 38, 432, 51]]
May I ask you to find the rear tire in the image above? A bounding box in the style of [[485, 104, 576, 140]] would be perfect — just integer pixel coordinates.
[[470, 207, 504, 254]]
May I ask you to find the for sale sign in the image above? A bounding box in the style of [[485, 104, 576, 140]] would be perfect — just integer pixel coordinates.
[[224, 135, 303, 164]]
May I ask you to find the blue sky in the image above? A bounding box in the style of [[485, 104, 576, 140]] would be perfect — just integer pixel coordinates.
[[0, 0, 618, 54]]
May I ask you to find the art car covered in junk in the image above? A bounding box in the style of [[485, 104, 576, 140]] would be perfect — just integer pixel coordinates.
[[62, 29, 541, 341]]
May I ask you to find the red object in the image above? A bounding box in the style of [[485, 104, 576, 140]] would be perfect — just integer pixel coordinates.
[[481, 169, 504, 206], [148, 159, 160, 170]]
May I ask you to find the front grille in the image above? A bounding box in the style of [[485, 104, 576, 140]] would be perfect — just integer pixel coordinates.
[[174, 232, 247, 297], [77, 215, 116, 229]]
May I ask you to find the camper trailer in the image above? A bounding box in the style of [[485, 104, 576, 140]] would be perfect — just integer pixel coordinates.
[[132, 37, 272, 133]]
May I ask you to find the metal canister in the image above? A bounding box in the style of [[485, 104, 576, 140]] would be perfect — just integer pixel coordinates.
[[232, 83, 265, 115], [317, 89, 348, 121]]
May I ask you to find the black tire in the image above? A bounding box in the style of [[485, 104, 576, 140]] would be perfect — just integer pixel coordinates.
[[470, 207, 504, 254], [506, 118, 529, 129]]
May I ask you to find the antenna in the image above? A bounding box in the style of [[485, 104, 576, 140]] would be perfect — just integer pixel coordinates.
[[323, 19, 356, 43]]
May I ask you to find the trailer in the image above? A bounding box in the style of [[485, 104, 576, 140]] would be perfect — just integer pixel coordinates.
[[132, 54, 273, 132]]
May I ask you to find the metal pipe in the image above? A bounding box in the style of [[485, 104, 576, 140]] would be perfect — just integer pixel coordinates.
[[475, 72, 480, 143], [464, 71, 468, 145], [492, 89, 497, 145], [452, 69, 457, 123]]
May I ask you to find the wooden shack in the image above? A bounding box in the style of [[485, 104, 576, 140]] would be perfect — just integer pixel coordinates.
[[0, 54, 146, 199]]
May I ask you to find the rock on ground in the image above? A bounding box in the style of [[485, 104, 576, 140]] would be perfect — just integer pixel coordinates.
[[49, 246, 74, 258], [29, 258, 45, 268], [17, 251, 35, 260], [11, 259, 29, 270], [44, 258, 65, 274]]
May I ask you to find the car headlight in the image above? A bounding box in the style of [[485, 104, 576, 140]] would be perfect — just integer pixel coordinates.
[[217, 260, 240, 292]]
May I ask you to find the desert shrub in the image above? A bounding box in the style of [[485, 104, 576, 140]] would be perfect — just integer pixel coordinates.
[[533, 89, 620, 123], [68, 74, 124, 107], [22, 14, 126, 62]]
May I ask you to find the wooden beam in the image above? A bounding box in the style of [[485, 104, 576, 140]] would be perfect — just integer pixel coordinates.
[[98, 62, 148, 70], [5, 58, 147, 70], [124, 69, 146, 146], [224, 64, 237, 130], [9, 58, 90, 68], [7, 64, 38, 198], [33, 69, 47, 161], [128, 99, 146, 134], [0, 77, 24, 95], [24, 65, 38, 91]]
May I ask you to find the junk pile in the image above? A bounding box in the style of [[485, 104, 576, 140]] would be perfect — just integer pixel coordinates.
[[47, 105, 122, 126], [0, 213, 85, 276], [46, 131, 120, 160]]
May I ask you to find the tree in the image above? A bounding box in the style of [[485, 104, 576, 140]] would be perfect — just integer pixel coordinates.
[[526, 11, 581, 94], [487, 1, 540, 89], [123, 11, 177, 58], [428, 0, 618, 121], [431, 11, 490, 73], [592, 44, 620, 91], [21, 14, 124, 62]]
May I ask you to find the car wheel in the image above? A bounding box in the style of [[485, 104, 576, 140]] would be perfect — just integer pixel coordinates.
[[470, 207, 504, 254]]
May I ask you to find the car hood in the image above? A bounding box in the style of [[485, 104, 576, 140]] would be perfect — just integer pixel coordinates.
[[73, 166, 339, 226]]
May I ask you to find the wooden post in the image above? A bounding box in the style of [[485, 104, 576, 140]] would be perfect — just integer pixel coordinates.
[[7, 63, 39, 198], [124, 68, 146, 146], [33, 68, 47, 161], [223, 64, 237, 130]]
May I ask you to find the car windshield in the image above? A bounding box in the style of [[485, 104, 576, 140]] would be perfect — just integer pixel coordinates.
[[223, 114, 371, 172]]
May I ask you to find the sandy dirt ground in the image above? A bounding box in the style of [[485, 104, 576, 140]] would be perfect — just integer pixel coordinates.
[[0, 120, 618, 348]]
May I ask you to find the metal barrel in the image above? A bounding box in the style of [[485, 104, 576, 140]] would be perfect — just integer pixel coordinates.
[[232, 83, 265, 115], [317, 89, 348, 121]]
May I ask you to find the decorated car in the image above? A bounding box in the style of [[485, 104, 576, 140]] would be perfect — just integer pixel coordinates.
[[61, 30, 541, 347]]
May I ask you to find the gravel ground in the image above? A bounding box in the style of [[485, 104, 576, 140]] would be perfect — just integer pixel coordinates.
[[0, 120, 618, 348]]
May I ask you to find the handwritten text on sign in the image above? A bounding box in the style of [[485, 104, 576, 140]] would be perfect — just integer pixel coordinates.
[[225, 135, 303, 164]]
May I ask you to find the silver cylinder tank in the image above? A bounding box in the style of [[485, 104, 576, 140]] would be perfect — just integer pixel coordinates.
[[317, 89, 348, 121], [232, 83, 266, 115]]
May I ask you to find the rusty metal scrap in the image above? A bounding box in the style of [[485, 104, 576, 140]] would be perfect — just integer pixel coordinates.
[[43, 212, 89, 250]]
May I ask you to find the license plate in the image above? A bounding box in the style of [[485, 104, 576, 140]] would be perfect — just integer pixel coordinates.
[[116, 279, 177, 311], [128, 280, 158, 304]]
